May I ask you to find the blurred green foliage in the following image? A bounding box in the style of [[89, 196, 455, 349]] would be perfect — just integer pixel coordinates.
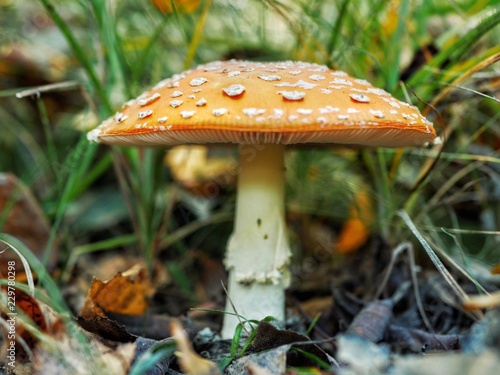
[[0, 0, 499, 272]]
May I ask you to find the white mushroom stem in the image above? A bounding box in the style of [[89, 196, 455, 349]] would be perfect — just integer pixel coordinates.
[[221, 143, 291, 339]]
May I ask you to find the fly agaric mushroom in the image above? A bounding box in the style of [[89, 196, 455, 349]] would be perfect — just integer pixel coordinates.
[[87, 60, 437, 338]]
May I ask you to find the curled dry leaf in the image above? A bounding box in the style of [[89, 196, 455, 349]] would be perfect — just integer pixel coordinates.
[[79, 264, 154, 319]]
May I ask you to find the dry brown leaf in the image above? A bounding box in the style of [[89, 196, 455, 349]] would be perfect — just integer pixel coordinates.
[[79, 264, 154, 319], [299, 296, 332, 318], [0, 173, 56, 279], [170, 320, 220, 375], [0, 289, 48, 364], [33, 317, 136, 375]]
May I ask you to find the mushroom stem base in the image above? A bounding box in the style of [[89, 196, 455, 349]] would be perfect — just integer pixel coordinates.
[[221, 143, 290, 339]]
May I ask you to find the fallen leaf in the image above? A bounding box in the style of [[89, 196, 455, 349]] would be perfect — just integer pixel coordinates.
[[77, 316, 137, 343], [151, 0, 201, 14], [170, 319, 220, 375], [335, 190, 373, 254], [250, 321, 329, 368], [33, 317, 136, 375], [491, 263, 500, 275], [299, 296, 332, 318], [0, 289, 47, 364], [227, 346, 288, 375], [0, 173, 56, 279], [79, 264, 154, 319]]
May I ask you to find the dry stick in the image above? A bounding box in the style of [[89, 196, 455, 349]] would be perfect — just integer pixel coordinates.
[[374, 242, 434, 333], [15, 81, 81, 98], [15, 80, 100, 120], [397, 211, 470, 303]]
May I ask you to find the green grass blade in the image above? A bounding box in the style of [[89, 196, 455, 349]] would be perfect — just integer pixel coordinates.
[[38, 0, 112, 113]]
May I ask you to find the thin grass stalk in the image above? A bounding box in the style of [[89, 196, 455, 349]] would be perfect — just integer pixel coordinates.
[[38, 0, 112, 114], [183, 0, 212, 69], [131, 15, 172, 85], [35, 95, 59, 187], [408, 7, 500, 101], [386, 0, 409, 92], [397, 211, 471, 304], [44, 137, 97, 265], [424, 50, 500, 116], [89, 0, 129, 99], [326, 0, 350, 65]]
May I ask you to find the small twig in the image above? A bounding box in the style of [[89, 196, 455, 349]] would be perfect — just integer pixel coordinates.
[[15, 81, 81, 98], [374, 242, 434, 333], [397, 211, 471, 303]]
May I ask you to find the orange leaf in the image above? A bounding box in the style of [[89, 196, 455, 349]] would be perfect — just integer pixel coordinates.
[[1, 289, 47, 363], [79, 264, 154, 319], [492, 263, 500, 275], [335, 190, 373, 254], [151, 0, 200, 14], [170, 320, 220, 375]]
